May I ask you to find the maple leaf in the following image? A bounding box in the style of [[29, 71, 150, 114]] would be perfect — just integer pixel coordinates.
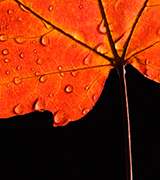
[[0, 0, 160, 128], [1, 1, 160, 179]]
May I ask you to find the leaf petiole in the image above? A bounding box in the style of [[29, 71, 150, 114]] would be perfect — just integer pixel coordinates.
[[117, 65, 133, 180]]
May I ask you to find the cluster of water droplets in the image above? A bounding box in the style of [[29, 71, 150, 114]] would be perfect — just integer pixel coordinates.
[[0, 5, 114, 124]]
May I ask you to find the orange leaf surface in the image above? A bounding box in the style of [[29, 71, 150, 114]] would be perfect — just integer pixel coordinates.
[[0, 0, 160, 127]]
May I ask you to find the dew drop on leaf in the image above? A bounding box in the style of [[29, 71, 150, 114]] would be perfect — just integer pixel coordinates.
[[65, 85, 73, 93], [32, 40, 36, 44], [36, 58, 44, 65], [92, 94, 98, 101], [19, 52, 25, 58], [13, 77, 22, 85], [7, 9, 14, 14], [35, 71, 41, 76], [49, 93, 53, 98], [60, 72, 66, 77], [2, 49, 9, 55], [19, 4, 29, 12], [17, 16, 23, 22], [145, 59, 149, 64], [33, 49, 37, 53], [83, 54, 92, 65], [6, 70, 10, 75], [54, 110, 71, 126], [82, 108, 89, 115], [39, 75, 48, 83], [16, 65, 22, 70], [0, 34, 8, 42], [95, 43, 109, 54], [13, 104, 24, 115], [33, 97, 45, 112], [14, 37, 26, 44], [71, 70, 78, 77], [4, 58, 10, 63], [97, 20, 106, 34], [42, 20, 53, 29], [48, 5, 53, 11], [85, 85, 90, 90], [79, 5, 83, 9], [58, 66, 62, 70], [40, 35, 49, 46]]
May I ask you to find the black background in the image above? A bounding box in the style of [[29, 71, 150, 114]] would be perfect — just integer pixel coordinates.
[[0, 64, 159, 179]]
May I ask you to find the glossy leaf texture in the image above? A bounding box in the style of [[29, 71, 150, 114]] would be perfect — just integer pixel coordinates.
[[0, 0, 160, 127]]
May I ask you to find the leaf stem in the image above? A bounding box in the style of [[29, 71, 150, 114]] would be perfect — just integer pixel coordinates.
[[117, 65, 133, 180]]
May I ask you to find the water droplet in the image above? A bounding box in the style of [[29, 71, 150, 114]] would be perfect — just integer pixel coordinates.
[[32, 40, 36, 44], [16, 65, 22, 70], [6, 70, 10, 75], [71, 70, 78, 77], [33, 49, 37, 53], [13, 104, 24, 115], [54, 110, 71, 127], [49, 93, 53, 98], [0, 34, 8, 42], [2, 49, 9, 55], [156, 27, 160, 36], [82, 108, 89, 115], [85, 85, 90, 90], [31, 68, 35, 71], [95, 43, 109, 54], [33, 97, 45, 112], [48, 5, 53, 11], [14, 36, 26, 44], [13, 77, 22, 85], [58, 66, 62, 70], [42, 20, 53, 29], [145, 59, 149, 64], [36, 58, 44, 65], [72, 45, 76, 48], [65, 85, 73, 93], [39, 75, 48, 83], [92, 94, 98, 101], [35, 71, 41, 76], [4, 58, 10, 63], [60, 72, 66, 77], [6, 83, 10, 87], [7, 90, 10, 93], [79, 5, 83, 9], [17, 16, 23, 22], [19, 52, 25, 58], [7, 9, 14, 14], [83, 54, 92, 65], [40, 35, 49, 46], [20, 4, 29, 12], [97, 20, 106, 34]]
